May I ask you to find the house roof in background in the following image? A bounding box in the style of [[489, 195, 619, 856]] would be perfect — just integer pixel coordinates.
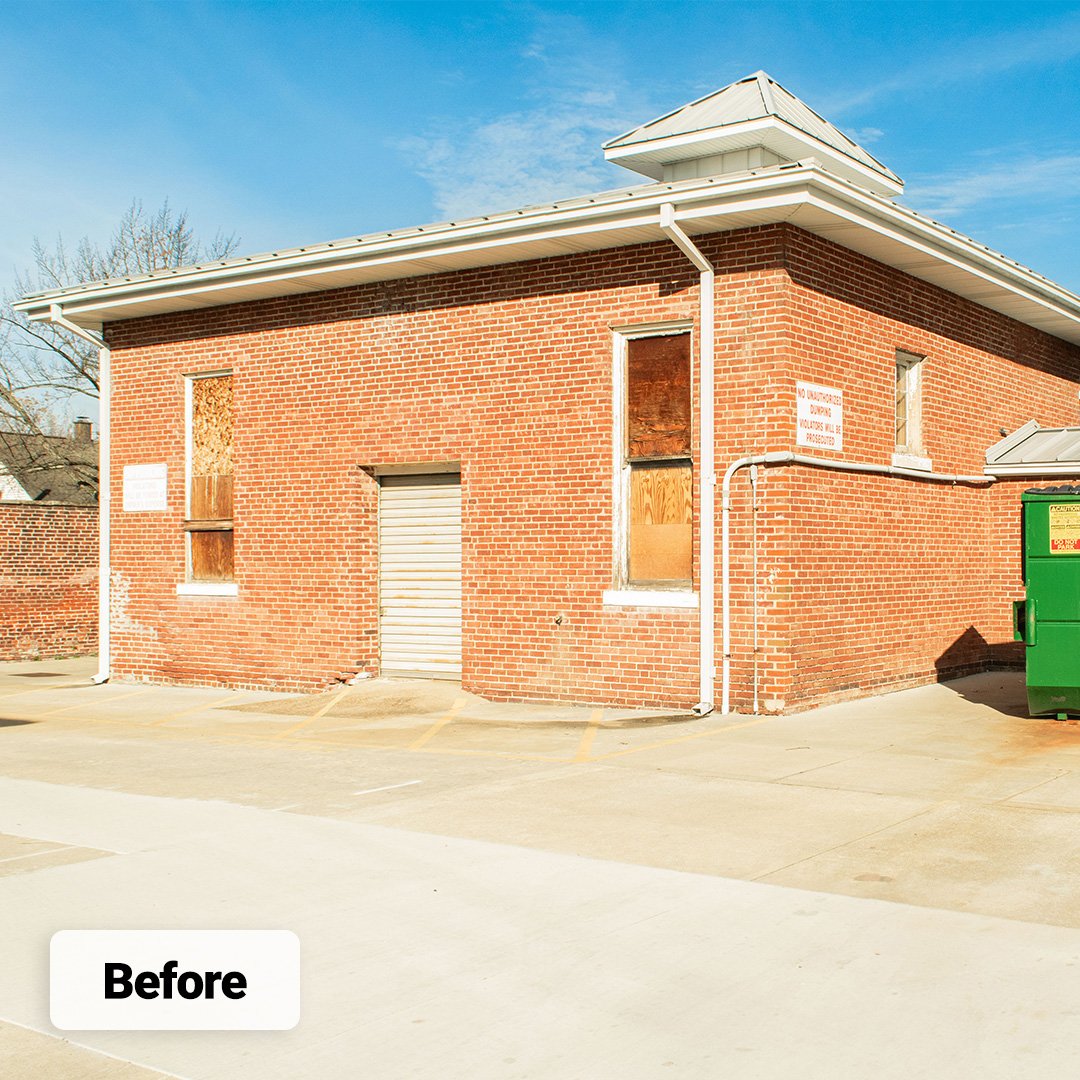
[[0, 430, 98, 504]]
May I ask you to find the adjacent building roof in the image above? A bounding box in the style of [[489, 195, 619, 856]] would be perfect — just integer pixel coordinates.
[[0, 429, 98, 504], [985, 421, 1080, 477], [603, 71, 903, 196]]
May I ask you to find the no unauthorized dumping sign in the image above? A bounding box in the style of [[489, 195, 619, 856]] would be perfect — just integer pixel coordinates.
[[796, 381, 844, 452]]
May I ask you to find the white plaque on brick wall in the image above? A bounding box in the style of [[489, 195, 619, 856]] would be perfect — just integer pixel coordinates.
[[123, 464, 168, 512], [796, 381, 844, 451]]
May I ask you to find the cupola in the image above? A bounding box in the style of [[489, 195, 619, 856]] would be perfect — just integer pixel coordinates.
[[603, 71, 903, 198]]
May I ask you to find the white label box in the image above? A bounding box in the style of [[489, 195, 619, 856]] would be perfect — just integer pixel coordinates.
[[50, 930, 300, 1031], [122, 463, 169, 512]]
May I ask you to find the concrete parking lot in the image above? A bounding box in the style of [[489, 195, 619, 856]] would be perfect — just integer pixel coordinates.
[[2, 659, 1080, 1078]]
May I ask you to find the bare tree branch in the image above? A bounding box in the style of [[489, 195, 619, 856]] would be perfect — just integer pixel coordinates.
[[1, 199, 239, 497]]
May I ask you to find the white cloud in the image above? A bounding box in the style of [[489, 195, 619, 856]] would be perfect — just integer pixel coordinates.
[[907, 154, 1080, 219], [847, 126, 884, 145], [395, 11, 653, 220], [397, 102, 634, 221]]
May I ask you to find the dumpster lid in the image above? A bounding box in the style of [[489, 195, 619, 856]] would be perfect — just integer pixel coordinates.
[[1023, 484, 1080, 495]]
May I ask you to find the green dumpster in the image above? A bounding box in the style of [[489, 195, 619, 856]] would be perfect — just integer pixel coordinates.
[[1014, 486, 1080, 718]]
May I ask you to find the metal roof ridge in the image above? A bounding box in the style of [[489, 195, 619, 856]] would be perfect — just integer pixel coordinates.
[[755, 71, 778, 114], [601, 73, 767, 150]]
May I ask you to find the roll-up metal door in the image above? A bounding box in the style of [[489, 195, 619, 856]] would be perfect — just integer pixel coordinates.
[[378, 473, 462, 679]]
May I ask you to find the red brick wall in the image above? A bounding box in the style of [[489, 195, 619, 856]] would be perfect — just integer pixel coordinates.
[[103, 222, 1080, 709], [737, 228, 1080, 711], [0, 503, 98, 661]]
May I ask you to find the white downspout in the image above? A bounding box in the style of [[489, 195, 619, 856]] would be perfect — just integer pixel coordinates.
[[720, 450, 993, 714], [49, 304, 110, 685], [659, 204, 715, 716]]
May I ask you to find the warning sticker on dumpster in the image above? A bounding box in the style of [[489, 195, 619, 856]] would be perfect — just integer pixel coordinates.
[[1049, 504, 1080, 552]]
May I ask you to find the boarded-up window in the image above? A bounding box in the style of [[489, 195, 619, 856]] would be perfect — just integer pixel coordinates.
[[625, 333, 692, 585], [627, 334, 692, 458], [186, 374, 234, 581]]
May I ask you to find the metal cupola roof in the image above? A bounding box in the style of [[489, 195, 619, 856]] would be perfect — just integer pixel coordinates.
[[603, 71, 904, 197]]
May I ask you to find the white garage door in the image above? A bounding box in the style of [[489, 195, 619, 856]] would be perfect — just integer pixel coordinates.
[[378, 473, 462, 679]]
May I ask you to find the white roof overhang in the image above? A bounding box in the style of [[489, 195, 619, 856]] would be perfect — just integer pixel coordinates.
[[15, 163, 1080, 348], [602, 116, 903, 196]]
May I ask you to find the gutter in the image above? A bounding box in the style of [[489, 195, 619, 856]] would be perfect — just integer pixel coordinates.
[[720, 451, 992, 715], [14, 165, 1080, 346], [48, 305, 110, 685], [659, 204, 715, 716]]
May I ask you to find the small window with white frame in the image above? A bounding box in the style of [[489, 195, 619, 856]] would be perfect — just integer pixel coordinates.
[[184, 371, 234, 584], [609, 325, 694, 599], [895, 350, 924, 454]]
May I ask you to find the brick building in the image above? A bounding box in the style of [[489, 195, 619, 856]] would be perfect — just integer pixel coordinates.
[[0, 423, 99, 660], [15, 73, 1080, 712]]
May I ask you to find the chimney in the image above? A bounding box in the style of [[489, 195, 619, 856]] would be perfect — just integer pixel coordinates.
[[73, 417, 93, 443]]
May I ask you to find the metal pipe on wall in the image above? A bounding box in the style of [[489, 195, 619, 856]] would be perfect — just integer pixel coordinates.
[[659, 204, 716, 716], [721, 450, 993, 715], [48, 305, 110, 684]]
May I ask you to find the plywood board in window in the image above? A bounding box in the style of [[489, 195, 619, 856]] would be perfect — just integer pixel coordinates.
[[630, 464, 692, 525], [191, 530, 234, 582], [630, 524, 692, 582], [627, 334, 691, 459], [191, 474, 234, 520], [192, 375, 233, 477], [629, 464, 692, 583]]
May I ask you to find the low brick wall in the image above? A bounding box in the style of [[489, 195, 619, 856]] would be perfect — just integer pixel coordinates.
[[0, 502, 98, 661]]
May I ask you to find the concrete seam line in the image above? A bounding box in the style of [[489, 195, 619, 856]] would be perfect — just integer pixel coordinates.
[[588, 711, 782, 762], [749, 800, 953, 881]]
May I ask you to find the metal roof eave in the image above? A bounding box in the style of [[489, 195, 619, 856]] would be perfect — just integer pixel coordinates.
[[985, 423, 1080, 475], [14, 164, 1080, 348], [985, 463, 1080, 477], [10, 167, 818, 326], [791, 186, 1080, 342]]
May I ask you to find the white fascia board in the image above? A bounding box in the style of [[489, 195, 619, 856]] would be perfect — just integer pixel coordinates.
[[13, 169, 818, 326], [799, 180, 1080, 333], [15, 163, 1080, 348], [985, 463, 1080, 477], [604, 117, 780, 167]]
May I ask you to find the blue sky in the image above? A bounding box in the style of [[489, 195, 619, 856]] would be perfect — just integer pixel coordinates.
[[4, 0, 1080, 300]]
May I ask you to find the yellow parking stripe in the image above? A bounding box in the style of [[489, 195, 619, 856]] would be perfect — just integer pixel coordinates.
[[273, 686, 351, 739], [17, 688, 153, 719], [409, 698, 467, 750], [148, 694, 242, 726], [573, 710, 604, 763]]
